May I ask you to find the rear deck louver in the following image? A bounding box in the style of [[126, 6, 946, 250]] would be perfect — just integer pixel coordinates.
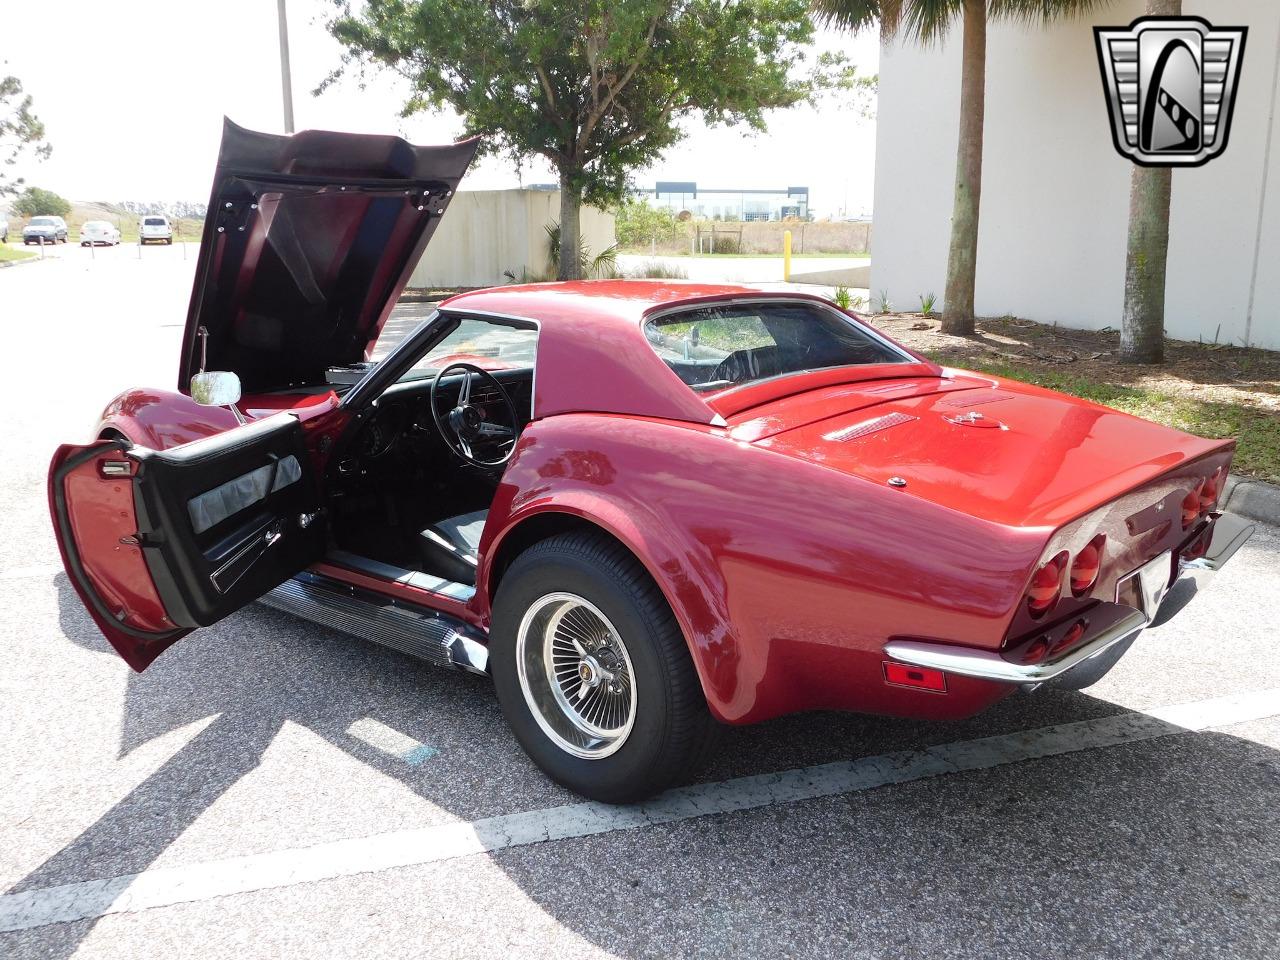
[[939, 392, 1013, 408], [824, 412, 917, 443]]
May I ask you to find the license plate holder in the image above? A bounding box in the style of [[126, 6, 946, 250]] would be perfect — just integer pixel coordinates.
[[1116, 550, 1173, 620]]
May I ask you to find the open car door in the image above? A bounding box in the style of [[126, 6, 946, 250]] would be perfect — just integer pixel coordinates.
[[49, 414, 326, 671]]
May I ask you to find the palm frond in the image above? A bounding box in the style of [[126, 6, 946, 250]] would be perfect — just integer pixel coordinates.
[[991, 0, 1121, 28], [814, 0, 1116, 43]]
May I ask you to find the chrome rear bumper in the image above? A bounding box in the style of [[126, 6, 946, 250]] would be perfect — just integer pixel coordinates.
[[884, 513, 1255, 685]]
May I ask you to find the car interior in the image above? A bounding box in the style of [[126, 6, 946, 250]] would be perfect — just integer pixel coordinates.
[[325, 357, 534, 597], [320, 300, 907, 597]]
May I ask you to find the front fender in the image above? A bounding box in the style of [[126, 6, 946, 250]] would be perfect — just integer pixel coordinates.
[[97, 388, 240, 449]]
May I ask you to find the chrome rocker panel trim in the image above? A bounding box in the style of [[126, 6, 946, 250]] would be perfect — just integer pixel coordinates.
[[885, 512, 1255, 685], [258, 570, 489, 675]]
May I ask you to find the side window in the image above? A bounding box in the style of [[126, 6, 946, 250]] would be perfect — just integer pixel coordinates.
[[645, 302, 909, 393]]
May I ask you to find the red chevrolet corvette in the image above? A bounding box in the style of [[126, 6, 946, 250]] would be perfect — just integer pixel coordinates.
[[50, 122, 1253, 801]]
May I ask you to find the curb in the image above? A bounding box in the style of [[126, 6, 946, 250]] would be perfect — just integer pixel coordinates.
[[0, 254, 45, 269], [1223, 474, 1280, 527]]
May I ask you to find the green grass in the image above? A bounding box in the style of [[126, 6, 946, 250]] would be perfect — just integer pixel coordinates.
[[933, 356, 1280, 483], [0, 243, 36, 263]]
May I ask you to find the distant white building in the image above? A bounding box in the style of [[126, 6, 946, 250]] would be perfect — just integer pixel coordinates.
[[637, 182, 810, 221], [872, 0, 1280, 350]]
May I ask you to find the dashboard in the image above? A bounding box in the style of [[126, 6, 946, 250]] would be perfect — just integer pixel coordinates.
[[348, 368, 534, 466]]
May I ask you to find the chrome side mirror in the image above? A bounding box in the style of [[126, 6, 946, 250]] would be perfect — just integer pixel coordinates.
[[190, 371, 242, 408]]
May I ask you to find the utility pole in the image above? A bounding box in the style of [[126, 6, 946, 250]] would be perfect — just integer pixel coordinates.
[[277, 0, 295, 134]]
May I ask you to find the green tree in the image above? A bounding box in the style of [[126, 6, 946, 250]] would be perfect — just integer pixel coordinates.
[[813, 0, 1109, 334], [0, 75, 52, 198], [324, 0, 862, 279], [615, 197, 682, 248], [1120, 0, 1178, 364], [13, 186, 71, 217]]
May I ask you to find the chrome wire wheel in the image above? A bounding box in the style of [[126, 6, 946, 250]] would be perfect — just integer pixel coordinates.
[[516, 592, 637, 760]]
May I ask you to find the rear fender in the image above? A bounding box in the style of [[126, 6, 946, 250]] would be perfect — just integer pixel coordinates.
[[481, 489, 737, 722], [480, 415, 1047, 724]]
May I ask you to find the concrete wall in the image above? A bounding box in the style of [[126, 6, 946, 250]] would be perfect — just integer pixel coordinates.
[[635, 220, 872, 256], [872, 0, 1280, 349], [409, 188, 616, 289]]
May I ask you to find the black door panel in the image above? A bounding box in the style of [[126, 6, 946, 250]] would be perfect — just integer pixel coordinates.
[[130, 413, 325, 628]]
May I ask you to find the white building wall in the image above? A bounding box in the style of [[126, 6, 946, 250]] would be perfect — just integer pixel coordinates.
[[409, 189, 616, 289], [872, 0, 1280, 349]]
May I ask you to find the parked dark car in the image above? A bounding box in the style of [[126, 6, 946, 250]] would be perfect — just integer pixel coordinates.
[[23, 216, 68, 244]]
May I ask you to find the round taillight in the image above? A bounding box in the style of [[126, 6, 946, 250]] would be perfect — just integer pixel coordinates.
[[1182, 480, 1205, 528], [1050, 619, 1089, 658], [1199, 467, 1225, 515], [1020, 635, 1050, 664], [1027, 552, 1068, 618], [1070, 535, 1105, 597]]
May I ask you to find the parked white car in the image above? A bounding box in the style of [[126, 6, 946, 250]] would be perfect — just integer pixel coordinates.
[[139, 215, 172, 245], [79, 220, 121, 246]]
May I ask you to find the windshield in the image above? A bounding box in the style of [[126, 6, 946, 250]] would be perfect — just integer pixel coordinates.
[[645, 300, 911, 393], [30, 217, 54, 226], [378, 316, 538, 384]]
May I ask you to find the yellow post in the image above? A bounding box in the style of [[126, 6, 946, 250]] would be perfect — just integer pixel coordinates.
[[783, 229, 792, 281]]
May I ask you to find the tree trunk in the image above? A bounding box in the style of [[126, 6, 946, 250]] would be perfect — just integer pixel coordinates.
[[941, 0, 987, 336], [1120, 0, 1180, 364], [558, 170, 583, 281]]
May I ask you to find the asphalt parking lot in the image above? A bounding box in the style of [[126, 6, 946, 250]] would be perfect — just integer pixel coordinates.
[[2, 253, 1278, 959]]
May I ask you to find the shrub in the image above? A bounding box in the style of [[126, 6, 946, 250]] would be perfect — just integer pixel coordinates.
[[622, 260, 688, 279], [833, 286, 852, 310], [614, 197, 680, 248]]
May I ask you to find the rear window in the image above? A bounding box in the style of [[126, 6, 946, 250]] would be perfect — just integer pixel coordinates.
[[144, 217, 167, 226], [645, 300, 911, 393]]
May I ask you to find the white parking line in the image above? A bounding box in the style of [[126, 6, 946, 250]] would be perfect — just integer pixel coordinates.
[[2, 688, 1276, 933]]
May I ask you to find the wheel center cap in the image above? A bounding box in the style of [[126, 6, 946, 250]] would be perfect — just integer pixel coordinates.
[[578, 656, 602, 687]]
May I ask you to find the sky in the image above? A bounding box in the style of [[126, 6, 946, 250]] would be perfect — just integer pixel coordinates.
[[2, 0, 879, 218]]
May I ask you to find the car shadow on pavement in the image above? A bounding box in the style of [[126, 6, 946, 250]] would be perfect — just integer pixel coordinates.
[[7, 574, 1277, 958]]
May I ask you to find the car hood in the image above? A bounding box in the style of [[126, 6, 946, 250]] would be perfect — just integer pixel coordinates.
[[750, 373, 1231, 528], [180, 118, 479, 395]]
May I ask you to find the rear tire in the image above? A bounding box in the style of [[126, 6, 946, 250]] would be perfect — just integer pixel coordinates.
[[490, 531, 719, 803]]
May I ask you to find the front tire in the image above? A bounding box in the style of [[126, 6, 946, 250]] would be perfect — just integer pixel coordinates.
[[490, 531, 718, 803]]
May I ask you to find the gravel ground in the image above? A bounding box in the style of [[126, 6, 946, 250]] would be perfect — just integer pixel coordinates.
[[1, 254, 1277, 959]]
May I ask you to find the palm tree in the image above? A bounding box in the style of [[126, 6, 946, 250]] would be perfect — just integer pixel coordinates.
[[1120, 0, 1179, 364], [813, 0, 1113, 335]]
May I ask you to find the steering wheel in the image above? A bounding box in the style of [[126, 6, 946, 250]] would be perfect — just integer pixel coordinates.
[[429, 362, 520, 468]]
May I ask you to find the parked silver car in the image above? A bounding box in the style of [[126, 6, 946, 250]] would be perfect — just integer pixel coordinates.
[[139, 215, 172, 244], [22, 216, 68, 244]]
